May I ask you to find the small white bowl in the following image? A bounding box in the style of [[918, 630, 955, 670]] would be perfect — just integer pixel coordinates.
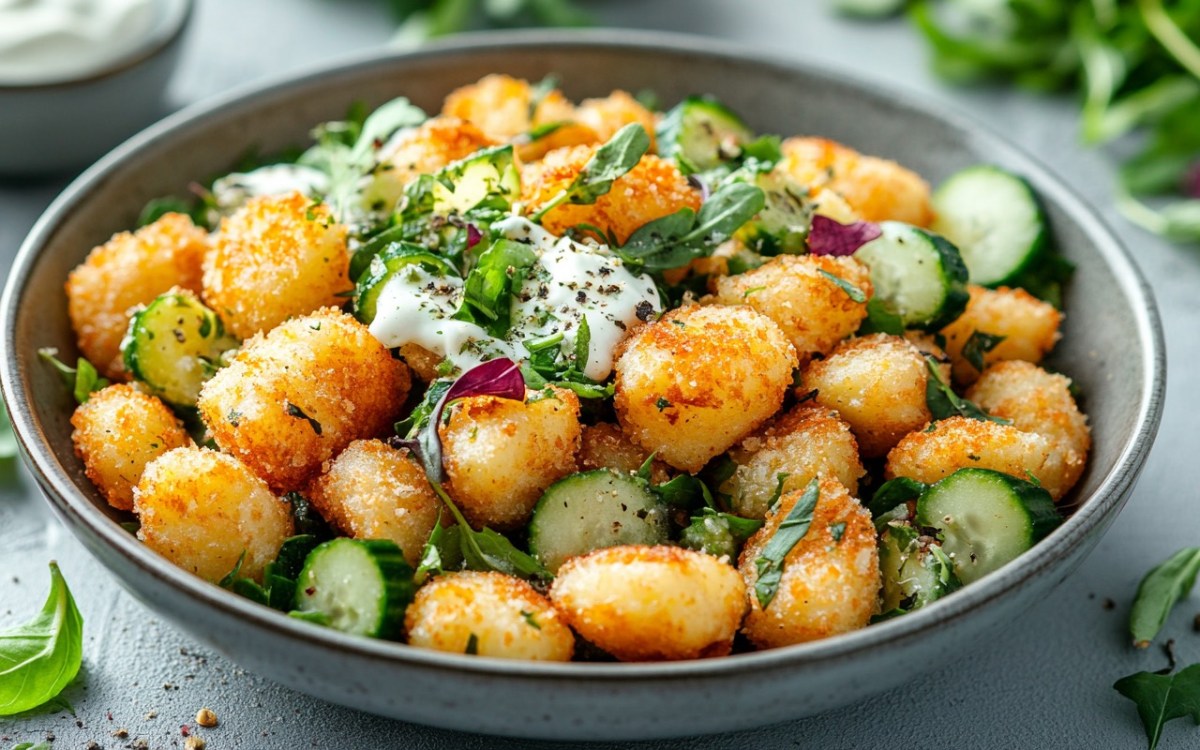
[[0, 0, 193, 177]]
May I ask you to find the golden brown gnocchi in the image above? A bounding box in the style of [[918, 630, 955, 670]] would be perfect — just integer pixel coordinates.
[[939, 285, 1062, 385], [614, 304, 798, 473], [550, 545, 747, 661]]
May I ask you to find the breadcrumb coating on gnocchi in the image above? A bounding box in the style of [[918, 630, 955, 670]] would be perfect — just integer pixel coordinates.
[[724, 403, 865, 519], [578, 422, 671, 485], [521, 146, 701, 245], [197, 308, 410, 492], [134, 446, 294, 582], [202, 192, 350, 339], [306, 440, 440, 567], [802, 334, 933, 458], [405, 572, 574, 661], [398, 343, 442, 384], [550, 545, 747, 661], [70, 384, 193, 511], [380, 115, 497, 188], [575, 90, 658, 152], [441, 387, 582, 530], [967, 360, 1090, 497], [939, 285, 1062, 385], [614, 305, 798, 473], [780, 136, 934, 226], [885, 416, 1075, 500], [739, 476, 879, 649], [712, 254, 872, 366], [66, 213, 207, 380], [443, 74, 577, 142]]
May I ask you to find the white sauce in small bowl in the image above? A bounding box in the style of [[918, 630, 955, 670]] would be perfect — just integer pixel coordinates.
[[0, 0, 187, 85]]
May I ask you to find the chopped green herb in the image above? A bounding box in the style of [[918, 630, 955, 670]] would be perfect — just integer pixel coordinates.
[[285, 402, 323, 435], [38, 348, 109, 405], [924, 357, 1009, 424], [829, 521, 847, 542], [817, 269, 867, 303], [766, 472, 791, 514], [227, 409, 242, 427], [962, 331, 1006, 373], [753, 478, 819, 609], [465, 633, 480, 655], [655, 396, 671, 411], [520, 610, 541, 630], [742, 286, 767, 298]]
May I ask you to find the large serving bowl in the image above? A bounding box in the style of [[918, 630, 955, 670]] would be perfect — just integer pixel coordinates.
[[0, 31, 1165, 741]]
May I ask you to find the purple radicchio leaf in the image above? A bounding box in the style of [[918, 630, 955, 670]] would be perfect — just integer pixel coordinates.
[[396, 357, 525, 484], [1185, 162, 1200, 199], [465, 223, 483, 249], [807, 215, 882, 257]]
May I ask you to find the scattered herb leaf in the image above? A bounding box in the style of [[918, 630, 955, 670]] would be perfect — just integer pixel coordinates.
[[37, 348, 109, 405], [924, 357, 1009, 424], [962, 331, 1006, 373], [1131, 548, 1200, 649], [753, 478, 820, 609], [0, 562, 83, 716], [1114, 663, 1200, 750], [817, 269, 867, 303]]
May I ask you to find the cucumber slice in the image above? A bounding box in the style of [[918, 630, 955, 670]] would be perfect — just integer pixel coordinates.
[[292, 538, 415, 639], [878, 522, 961, 612], [915, 468, 1060, 585], [855, 221, 969, 330], [121, 290, 238, 408], [657, 96, 754, 173], [354, 242, 459, 324], [931, 165, 1047, 287], [432, 144, 521, 214], [528, 469, 669, 572]]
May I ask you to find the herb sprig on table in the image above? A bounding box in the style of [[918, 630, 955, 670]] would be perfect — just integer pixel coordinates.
[[0, 563, 83, 716], [835, 0, 1200, 243]]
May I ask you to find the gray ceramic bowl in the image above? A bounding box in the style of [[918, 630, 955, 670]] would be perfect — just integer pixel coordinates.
[[0, 31, 1165, 741], [0, 0, 193, 176]]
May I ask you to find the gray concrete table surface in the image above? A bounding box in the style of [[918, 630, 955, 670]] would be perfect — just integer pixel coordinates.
[[0, 1, 1195, 747]]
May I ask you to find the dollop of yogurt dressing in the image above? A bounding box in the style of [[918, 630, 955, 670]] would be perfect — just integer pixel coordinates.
[[211, 165, 330, 213], [369, 217, 661, 381], [0, 0, 164, 84]]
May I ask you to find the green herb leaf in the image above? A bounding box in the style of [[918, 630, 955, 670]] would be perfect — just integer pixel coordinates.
[[136, 197, 192, 228], [465, 632, 479, 655], [680, 508, 763, 560], [817, 269, 867, 303], [766, 472, 791, 514], [867, 477, 928, 518], [924, 357, 1009, 424], [1130, 547, 1200, 649], [527, 74, 560, 120], [620, 181, 765, 272], [962, 331, 1007, 373], [858, 297, 906, 335], [573, 314, 591, 372], [0, 562, 83, 716], [753, 478, 820, 609], [1114, 663, 1200, 750], [37, 349, 109, 406], [454, 239, 538, 337], [530, 123, 651, 221]]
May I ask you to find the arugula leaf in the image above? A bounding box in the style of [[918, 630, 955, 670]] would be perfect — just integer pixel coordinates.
[[1114, 663, 1200, 750], [924, 357, 1009, 424], [37, 348, 109, 405], [961, 331, 1006, 373], [1130, 547, 1200, 649], [753, 478, 820, 609], [453, 239, 538, 337], [0, 563, 83, 716], [530, 123, 651, 221], [620, 181, 766, 272]]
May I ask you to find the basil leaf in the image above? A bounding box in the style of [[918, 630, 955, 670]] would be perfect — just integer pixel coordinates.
[[753, 478, 820, 609], [962, 331, 1006, 373], [37, 348, 109, 406], [1130, 547, 1200, 649], [867, 477, 928, 518], [1113, 663, 1200, 750], [454, 239, 538, 337], [530, 123, 650, 221], [0, 562, 83, 716], [924, 357, 1009, 424]]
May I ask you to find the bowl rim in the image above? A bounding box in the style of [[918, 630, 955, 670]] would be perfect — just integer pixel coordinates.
[[0, 28, 1166, 681], [0, 0, 194, 91]]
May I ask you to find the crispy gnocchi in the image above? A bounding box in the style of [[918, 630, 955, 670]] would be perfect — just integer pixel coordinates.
[[53, 74, 1087, 662]]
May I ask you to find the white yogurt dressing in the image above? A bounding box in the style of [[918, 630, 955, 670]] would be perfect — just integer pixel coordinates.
[[211, 165, 331, 213], [0, 0, 166, 84], [368, 217, 661, 381]]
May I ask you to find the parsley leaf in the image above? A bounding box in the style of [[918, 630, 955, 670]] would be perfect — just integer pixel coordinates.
[[753, 478, 820, 609], [1130, 547, 1200, 649], [1114, 664, 1200, 750], [0, 563, 83, 716]]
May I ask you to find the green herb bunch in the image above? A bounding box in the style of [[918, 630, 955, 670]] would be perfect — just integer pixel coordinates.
[[837, 0, 1200, 243]]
